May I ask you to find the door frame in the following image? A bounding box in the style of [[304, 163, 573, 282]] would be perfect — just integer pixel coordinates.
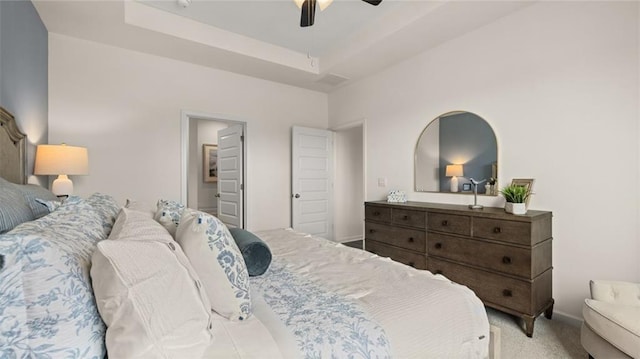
[[330, 119, 367, 242], [180, 110, 248, 227]]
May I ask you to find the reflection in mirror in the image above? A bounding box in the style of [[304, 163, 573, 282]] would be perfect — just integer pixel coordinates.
[[415, 111, 498, 195]]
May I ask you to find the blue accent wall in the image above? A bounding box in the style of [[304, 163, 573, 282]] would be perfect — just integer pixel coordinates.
[[0, 0, 48, 185], [438, 113, 497, 193]]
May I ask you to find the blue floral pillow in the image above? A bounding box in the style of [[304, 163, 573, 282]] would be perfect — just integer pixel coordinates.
[[175, 210, 251, 320], [0, 196, 108, 358], [153, 199, 185, 237]]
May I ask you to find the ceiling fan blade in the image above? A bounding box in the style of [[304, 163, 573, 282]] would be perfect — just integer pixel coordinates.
[[361, 0, 382, 5], [300, 0, 316, 27]]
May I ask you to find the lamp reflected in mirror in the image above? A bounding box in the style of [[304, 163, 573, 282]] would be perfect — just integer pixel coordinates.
[[445, 164, 463, 192]]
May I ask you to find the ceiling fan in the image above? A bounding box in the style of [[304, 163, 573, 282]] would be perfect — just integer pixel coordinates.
[[294, 0, 383, 27]]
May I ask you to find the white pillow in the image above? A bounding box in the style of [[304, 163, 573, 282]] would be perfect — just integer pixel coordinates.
[[175, 210, 251, 321], [91, 208, 214, 358], [109, 207, 165, 241], [153, 199, 185, 237], [124, 198, 155, 218]]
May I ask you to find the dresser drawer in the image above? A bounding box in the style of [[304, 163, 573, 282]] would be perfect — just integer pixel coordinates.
[[428, 233, 533, 278], [428, 258, 533, 314], [473, 218, 531, 245], [365, 222, 426, 252], [427, 212, 471, 236], [366, 240, 426, 270], [392, 209, 425, 228], [365, 205, 391, 222]]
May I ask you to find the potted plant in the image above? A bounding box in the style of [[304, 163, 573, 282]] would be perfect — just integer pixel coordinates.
[[500, 184, 530, 215]]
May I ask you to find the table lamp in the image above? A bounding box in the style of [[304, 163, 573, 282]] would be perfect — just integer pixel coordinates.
[[445, 164, 463, 192], [34, 143, 88, 196]]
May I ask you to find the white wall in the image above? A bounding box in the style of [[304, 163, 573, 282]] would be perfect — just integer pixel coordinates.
[[334, 125, 364, 242], [48, 33, 328, 231], [329, 1, 640, 319]]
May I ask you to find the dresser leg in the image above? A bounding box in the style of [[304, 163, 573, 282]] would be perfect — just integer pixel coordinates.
[[544, 299, 555, 319], [523, 315, 535, 338]]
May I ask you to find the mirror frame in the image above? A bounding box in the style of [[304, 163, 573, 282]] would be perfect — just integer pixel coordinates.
[[414, 110, 498, 195]]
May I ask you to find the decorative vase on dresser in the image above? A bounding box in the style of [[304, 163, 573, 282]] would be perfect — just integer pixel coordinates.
[[364, 200, 554, 337], [505, 202, 527, 215]]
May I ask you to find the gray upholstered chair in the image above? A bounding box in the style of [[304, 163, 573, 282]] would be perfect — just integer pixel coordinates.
[[581, 280, 640, 358]]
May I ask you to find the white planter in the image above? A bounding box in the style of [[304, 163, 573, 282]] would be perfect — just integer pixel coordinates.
[[505, 202, 527, 215]]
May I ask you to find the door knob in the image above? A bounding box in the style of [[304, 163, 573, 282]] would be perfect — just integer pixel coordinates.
[[293, 193, 300, 198]]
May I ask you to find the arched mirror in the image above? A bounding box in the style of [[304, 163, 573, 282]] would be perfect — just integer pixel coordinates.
[[415, 111, 498, 195]]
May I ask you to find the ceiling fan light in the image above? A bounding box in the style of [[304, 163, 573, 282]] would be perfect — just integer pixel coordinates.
[[293, 0, 332, 11], [318, 0, 333, 11]]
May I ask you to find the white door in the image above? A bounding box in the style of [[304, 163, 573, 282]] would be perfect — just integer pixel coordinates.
[[291, 126, 334, 240], [217, 125, 244, 228]]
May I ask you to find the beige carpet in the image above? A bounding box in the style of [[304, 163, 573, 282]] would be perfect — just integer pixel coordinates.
[[487, 308, 587, 358]]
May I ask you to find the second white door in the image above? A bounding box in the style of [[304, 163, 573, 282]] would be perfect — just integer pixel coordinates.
[[217, 125, 244, 228], [291, 126, 334, 240]]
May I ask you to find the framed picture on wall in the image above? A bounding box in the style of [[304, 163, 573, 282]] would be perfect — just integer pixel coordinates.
[[203, 144, 218, 183]]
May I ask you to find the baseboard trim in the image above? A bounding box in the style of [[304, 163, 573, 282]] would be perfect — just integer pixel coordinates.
[[335, 235, 363, 243], [551, 310, 583, 328]]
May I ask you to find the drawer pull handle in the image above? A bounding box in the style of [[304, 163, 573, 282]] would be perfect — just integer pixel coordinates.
[[403, 215, 409, 220], [503, 289, 513, 297], [408, 237, 414, 243], [441, 220, 448, 226], [494, 227, 502, 233], [373, 211, 380, 216], [408, 261, 415, 267], [502, 256, 512, 264], [369, 229, 376, 234], [434, 243, 442, 249]]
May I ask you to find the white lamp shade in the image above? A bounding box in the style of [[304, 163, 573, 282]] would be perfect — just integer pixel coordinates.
[[445, 164, 463, 177], [34, 144, 89, 176]]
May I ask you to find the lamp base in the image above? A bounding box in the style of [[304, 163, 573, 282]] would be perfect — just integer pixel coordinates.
[[51, 175, 74, 196], [450, 176, 459, 192]]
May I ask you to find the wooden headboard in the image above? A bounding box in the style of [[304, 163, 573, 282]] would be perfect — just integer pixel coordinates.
[[0, 107, 27, 184]]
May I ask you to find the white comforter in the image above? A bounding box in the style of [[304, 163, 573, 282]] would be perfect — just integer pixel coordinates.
[[253, 228, 490, 359]]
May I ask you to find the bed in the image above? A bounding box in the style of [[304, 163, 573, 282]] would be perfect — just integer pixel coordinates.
[[0, 107, 492, 358]]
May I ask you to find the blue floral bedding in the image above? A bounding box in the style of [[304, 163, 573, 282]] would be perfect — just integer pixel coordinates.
[[0, 194, 118, 358], [251, 261, 392, 359]]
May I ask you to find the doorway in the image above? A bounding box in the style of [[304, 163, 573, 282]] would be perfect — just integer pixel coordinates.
[[333, 123, 365, 243], [181, 111, 247, 228]]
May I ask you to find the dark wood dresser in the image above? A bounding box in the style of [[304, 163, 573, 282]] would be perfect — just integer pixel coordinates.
[[364, 200, 554, 337]]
